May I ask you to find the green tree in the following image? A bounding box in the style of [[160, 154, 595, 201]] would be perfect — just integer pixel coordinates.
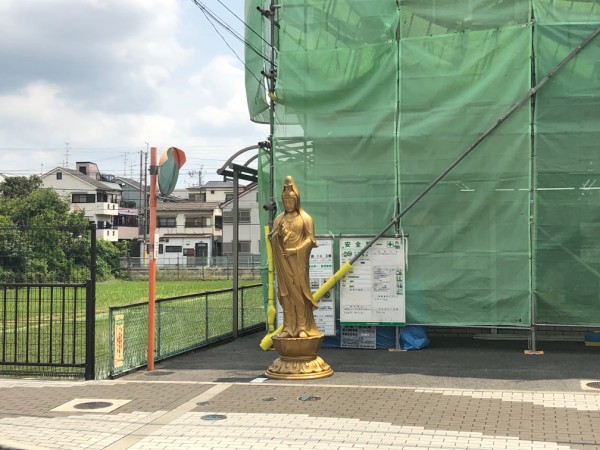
[[0, 175, 42, 198], [0, 182, 127, 282]]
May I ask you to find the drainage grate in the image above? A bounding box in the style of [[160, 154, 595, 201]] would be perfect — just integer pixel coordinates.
[[201, 414, 227, 421], [586, 381, 600, 390], [298, 395, 321, 402], [74, 401, 114, 410]]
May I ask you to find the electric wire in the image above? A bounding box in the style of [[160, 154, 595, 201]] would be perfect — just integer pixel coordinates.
[[189, 0, 274, 70], [196, 5, 262, 84], [213, 0, 271, 48], [192, 0, 271, 63]]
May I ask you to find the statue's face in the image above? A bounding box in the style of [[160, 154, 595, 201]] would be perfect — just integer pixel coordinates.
[[283, 191, 297, 213]]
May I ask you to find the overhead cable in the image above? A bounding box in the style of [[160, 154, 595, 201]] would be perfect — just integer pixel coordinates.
[[189, 0, 274, 68]]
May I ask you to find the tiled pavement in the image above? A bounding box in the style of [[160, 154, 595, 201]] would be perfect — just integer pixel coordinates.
[[2, 378, 600, 449], [2, 335, 600, 449]]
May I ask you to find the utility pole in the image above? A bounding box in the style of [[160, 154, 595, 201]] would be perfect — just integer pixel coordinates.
[[144, 144, 149, 259], [139, 150, 144, 252], [187, 166, 204, 187]]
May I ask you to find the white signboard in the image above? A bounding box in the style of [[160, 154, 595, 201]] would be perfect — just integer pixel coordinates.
[[277, 237, 336, 335], [339, 237, 405, 326]]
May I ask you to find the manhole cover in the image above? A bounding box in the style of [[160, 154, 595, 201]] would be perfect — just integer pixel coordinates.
[[201, 414, 227, 421], [197, 401, 212, 406], [298, 395, 321, 402], [263, 397, 278, 402], [586, 381, 600, 390], [74, 401, 114, 410], [146, 371, 174, 376]]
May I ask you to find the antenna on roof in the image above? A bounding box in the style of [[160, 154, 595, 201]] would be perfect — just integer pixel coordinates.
[[187, 165, 204, 187], [63, 143, 70, 168]]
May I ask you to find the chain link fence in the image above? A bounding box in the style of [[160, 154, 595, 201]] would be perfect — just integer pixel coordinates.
[[119, 255, 262, 280], [106, 284, 264, 378]]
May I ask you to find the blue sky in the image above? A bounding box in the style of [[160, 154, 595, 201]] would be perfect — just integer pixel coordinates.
[[0, 0, 268, 185]]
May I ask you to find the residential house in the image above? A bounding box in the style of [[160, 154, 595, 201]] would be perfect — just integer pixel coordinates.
[[41, 162, 121, 241], [186, 180, 235, 203], [153, 180, 251, 266], [156, 199, 220, 266], [220, 183, 261, 258], [114, 177, 148, 242]]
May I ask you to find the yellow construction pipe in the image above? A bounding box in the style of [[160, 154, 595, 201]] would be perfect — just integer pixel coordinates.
[[259, 261, 353, 350], [264, 226, 276, 333]]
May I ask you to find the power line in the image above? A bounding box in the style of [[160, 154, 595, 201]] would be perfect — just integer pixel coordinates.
[[213, 0, 271, 48], [189, 0, 274, 83]]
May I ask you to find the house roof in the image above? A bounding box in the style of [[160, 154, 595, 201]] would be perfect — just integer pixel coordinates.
[[219, 182, 258, 208], [185, 180, 241, 191], [161, 233, 213, 238], [157, 201, 220, 212], [203, 180, 233, 188], [44, 167, 122, 191], [114, 177, 146, 191]]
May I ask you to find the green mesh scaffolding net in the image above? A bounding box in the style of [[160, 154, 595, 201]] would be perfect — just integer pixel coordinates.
[[245, 0, 600, 327]]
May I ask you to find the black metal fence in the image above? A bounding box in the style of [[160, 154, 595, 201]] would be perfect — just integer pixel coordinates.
[[0, 225, 96, 379], [107, 284, 264, 377], [0, 282, 95, 379]]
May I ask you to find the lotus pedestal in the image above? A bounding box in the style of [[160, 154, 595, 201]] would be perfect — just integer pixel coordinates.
[[265, 335, 333, 380]]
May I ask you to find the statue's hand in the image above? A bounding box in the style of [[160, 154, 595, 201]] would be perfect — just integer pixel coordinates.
[[283, 247, 297, 257]]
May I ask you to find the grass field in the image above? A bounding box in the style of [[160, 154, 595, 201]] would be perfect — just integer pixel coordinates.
[[0, 278, 264, 379], [95, 278, 261, 312]]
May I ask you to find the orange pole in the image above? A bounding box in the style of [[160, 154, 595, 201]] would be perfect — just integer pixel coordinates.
[[147, 146, 157, 371]]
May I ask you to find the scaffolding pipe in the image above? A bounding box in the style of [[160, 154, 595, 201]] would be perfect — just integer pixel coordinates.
[[258, 23, 600, 350]]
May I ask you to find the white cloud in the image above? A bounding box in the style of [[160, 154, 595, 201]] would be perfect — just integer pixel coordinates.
[[0, 0, 268, 180]]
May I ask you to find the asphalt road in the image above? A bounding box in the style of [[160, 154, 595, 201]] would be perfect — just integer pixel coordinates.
[[121, 332, 600, 393]]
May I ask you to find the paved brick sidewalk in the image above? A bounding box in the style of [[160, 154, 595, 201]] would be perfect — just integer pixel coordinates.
[[1, 378, 600, 449]]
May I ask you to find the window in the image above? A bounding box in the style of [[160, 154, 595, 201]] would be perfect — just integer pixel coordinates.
[[215, 216, 223, 230], [185, 216, 210, 227], [56, 172, 62, 180], [117, 215, 138, 227], [222, 241, 251, 254], [78, 166, 87, 174], [157, 217, 176, 227], [239, 209, 251, 224], [165, 245, 183, 253], [72, 194, 95, 203], [222, 209, 250, 224], [225, 193, 233, 201], [159, 244, 164, 254]]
